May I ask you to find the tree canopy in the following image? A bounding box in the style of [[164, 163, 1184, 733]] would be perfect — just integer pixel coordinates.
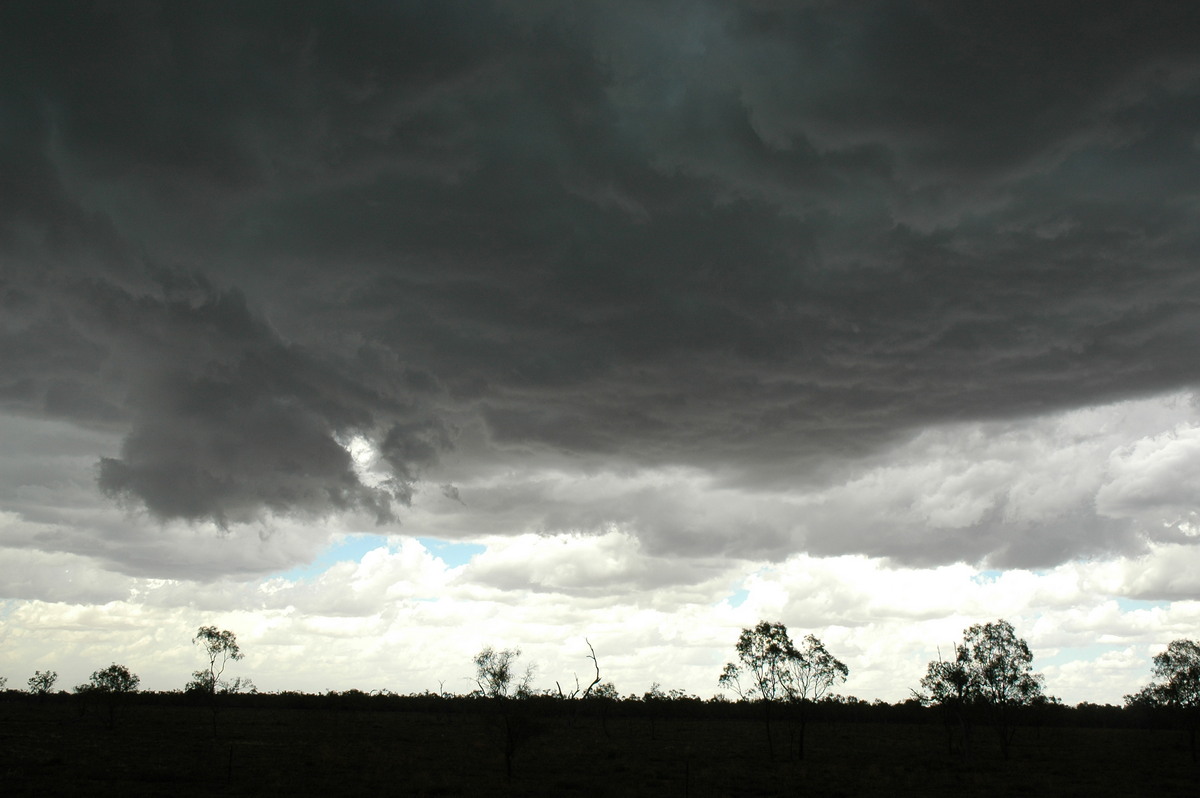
[[87, 663, 140, 694], [189, 625, 245, 696], [919, 619, 1045, 709], [1126, 639, 1200, 710], [27, 670, 57, 695], [473, 646, 534, 699], [918, 619, 1046, 759], [718, 621, 848, 703]]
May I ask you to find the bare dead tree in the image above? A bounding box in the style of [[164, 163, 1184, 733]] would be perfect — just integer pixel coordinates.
[[580, 639, 602, 699], [555, 639, 603, 700]]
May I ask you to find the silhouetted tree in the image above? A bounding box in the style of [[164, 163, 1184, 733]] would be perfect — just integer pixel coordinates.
[[590, 681, 618, 700], [919, 619, 1045, 759], [786, 634, 848, 760], [27, 669, 57, 698], [586, 680, 619, 738], [188, 625, 245, 697], [919, 651, 974, 756], [76, 663, 140, 727], [787, 635, 849, 702], [88, 663, 140, 694], [220, 676, 257, 694], [719, 621, 794, 703], [1125, 639, 1200, 761], [472, 645, 538, 778], [643, 682, 668, 738], [720, 621, 792, 758], [555, 639, 602, 700], [473, 646, 534, 699], [718, 621, 848, 760], [189, 625, 245, 736]]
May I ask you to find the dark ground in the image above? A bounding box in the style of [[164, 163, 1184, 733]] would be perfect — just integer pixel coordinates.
[[2, 693, 1196, 797]]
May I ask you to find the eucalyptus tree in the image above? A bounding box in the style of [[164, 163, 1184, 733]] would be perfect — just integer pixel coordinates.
[[88, 663, 140, 694], [787, 634, 849, 759], [788, 634, 849, 703], [919, 619, 1045, 759], [719, 621, 848, 759], [189, 625, 244, 697], [719, 621, 795, 703], [919, 653, 973, 755], [472, 646, 539, 779], [473, 646, 534, 699], [1125, 639, 1200, 761], [189, 625, 246, 737], [78, 663, 140, 727], [27, 669, 57, 697]]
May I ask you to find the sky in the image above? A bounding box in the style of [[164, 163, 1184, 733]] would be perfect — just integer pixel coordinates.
[[3, 1, 1200, 704]]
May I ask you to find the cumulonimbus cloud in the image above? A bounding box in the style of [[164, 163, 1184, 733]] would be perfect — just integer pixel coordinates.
[[3, 1, 1200, 567]]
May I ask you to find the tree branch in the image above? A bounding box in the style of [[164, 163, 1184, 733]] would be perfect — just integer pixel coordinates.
[[581, 639, 602, 699]]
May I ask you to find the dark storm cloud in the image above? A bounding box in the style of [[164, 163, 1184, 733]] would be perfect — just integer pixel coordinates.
[[4, 1, 1200, 562]]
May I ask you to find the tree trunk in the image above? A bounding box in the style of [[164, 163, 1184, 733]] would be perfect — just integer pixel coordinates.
[[503, 713, 515, 779], [762, 700, 774, 761], [796, 714, 807, 761]]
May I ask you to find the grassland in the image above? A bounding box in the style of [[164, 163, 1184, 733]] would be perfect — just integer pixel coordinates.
[[2, 693, 1196, 796]]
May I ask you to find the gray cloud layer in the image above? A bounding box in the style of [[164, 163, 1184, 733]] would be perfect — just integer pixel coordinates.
[[4, 1, 1200, 565]]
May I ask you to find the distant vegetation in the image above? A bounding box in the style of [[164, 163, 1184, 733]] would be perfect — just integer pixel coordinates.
[[3, 622, 1198, 793], [25, 670, 56, 697], [915, 619, 1047, 760]]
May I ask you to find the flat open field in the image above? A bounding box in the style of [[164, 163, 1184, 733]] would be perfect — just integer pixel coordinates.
[[2, 695, 1197, 797]]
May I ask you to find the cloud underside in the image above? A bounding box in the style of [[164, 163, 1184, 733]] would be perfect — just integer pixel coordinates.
[[3, 2, 1200, 569]]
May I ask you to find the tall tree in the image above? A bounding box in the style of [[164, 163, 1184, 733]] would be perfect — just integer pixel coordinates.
[[189, 625, 244, 697], [1125, 639, 1200, 762], [719, 621, 848, 760], [78, 663, 140, 727], [472, 646, 539, 779], [719, 621, 795, 703], [189, 625, 246, 737], [919, 619, 1045, 759], [787, 634, 849, 760], [788, 634, 849, 703]]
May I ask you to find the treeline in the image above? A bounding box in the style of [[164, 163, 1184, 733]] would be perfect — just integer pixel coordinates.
[[4, 619, 1197, 749], [0, 679, 1182, 732], [6, 620, 1198, 795]]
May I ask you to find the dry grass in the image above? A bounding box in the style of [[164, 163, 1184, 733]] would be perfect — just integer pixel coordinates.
[[1, 695, 1196, 797]]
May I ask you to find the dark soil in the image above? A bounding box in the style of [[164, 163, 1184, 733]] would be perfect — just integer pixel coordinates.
[[1, 694, 1196, 797]]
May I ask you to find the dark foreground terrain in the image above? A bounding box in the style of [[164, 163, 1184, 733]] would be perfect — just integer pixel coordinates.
[[2, 693, 1196, 797]]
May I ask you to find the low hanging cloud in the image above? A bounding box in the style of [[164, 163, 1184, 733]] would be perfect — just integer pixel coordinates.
[[9, 267, 450, 528], [3, 2, 1200, 569], [396, 395, 1200, 571]]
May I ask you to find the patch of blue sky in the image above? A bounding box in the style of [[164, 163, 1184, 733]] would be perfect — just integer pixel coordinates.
[[726, 588, 749, 608], [719, 579, 750, 608], [270, 535, 485, 582], [1039, 642, 1122, 668], [1115, 597, 1169, 612], [970, 569, 1003, 585], [417, 537, 485, 568], [271, 534, 392, 582]]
